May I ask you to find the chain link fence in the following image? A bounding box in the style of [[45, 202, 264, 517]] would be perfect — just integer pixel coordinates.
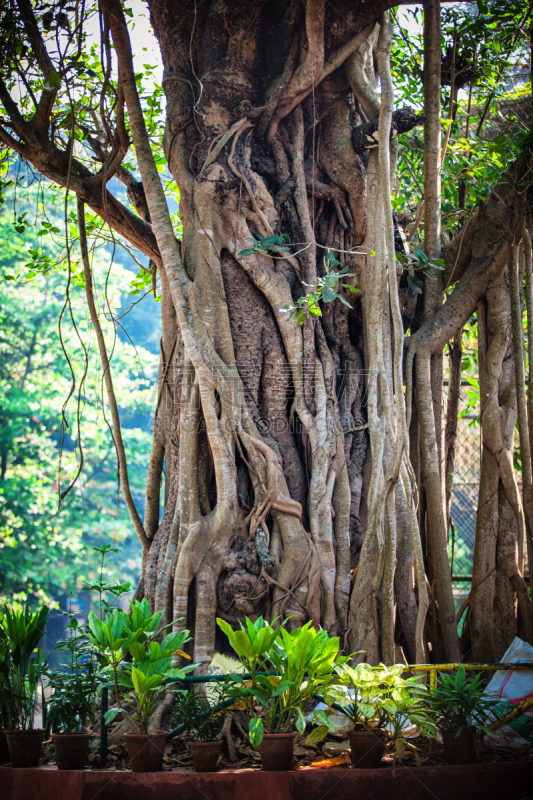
[[449, 386, 481, 623]]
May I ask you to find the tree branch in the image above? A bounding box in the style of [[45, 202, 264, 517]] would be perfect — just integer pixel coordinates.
[[16, 0, 55, 77], [0, 78, 28, 138], [77, 197, 150, 553], [351, 107, 425, 154], [266, 19, 375, 146]]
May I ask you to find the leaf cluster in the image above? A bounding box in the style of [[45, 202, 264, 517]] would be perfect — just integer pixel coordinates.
[[323, 662, 436, 762], [170, 680, 233, 743], [0, 602, 48, 729], [46, 603, 98, 733], [396, 248, 445, 295], [282, 252, 359, 326], [392, 1, 529, 246], [238, 231, 291, 258], [429, 666, 500, 737], [217, 615, 349, 747], [88, 598, 194, 734]]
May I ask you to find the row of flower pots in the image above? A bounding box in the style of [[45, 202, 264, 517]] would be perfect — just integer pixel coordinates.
[[107, 729, 386, 773], [0, 727, 388, 773], [0, 560, 500, 774], [1, 730, 91, 770], [0, 725, 478, 773]]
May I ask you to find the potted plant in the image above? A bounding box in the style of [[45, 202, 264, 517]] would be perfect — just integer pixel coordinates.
[[376, 666, 436, 764], [325, 662, 390, 768], [429, 666, 496, 764], [218, 616, 349, 771], [0, 619, 14, 764], [324, 662, 436, 768], [47, 607, 98, 770], [171, 681, 232, 772], [0, 603, 48, 767], [88, 598, 194, 772]]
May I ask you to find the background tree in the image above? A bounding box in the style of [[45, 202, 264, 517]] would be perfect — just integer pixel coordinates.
[[0, 189, 155, 605], [0, 0, 531, 668]]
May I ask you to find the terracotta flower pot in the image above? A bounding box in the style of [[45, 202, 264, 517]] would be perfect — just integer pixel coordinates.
[[347, 729, 386, 769], [0, 731, 10, 765], [442, 727, 477, 765], [259, 732, 297, 771], [124, 731, 167, 772], [52, 733, 91, 770], [5, 729, 45, 768], [189, 740, 223, 772]]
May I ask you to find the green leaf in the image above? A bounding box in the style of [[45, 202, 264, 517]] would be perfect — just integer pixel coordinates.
[[260, 235, 279, 247], [231, 630, 255, 662], [305, 725, 329, 746], [296, 707, 306, 734], [47, 70, 61, 89], [104, 707, 122, 725], [321, 286, 336, 303], [249, 717, 264, 748], [237, 249, 255, 257], [313, 709, 335, 731], [359, 702, 376, 718], [272, 679, 294, 697], [228, 672, 245, 684], [129, 642, 147, 662], [324, 687, 349, 707], [406, 274, 423, 294]]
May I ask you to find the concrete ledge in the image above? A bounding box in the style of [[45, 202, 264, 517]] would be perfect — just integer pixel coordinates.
[[1, 761, 532, 800]]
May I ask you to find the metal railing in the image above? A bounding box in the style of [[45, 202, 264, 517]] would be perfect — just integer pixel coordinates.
[[97, 662, 533, 758]]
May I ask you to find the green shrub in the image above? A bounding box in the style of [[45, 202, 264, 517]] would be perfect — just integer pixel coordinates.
[[429, 666, 498, 737], [88, 599, 195, 734], [46, 605, 98, 733], [217, 615, 349, 747], [170, 680, 233, 743], [0, 602, 48, 730]]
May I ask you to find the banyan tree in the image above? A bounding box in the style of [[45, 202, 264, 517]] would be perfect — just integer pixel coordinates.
[[0, 0, 532, 669]]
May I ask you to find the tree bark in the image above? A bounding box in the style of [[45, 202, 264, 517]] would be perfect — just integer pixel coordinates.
[[0, 0, 530, 668]]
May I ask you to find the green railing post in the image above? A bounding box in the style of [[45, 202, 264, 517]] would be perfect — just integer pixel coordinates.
[[100, 688, 108, 758]]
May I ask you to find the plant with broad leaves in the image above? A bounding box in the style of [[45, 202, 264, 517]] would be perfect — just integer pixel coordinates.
[[217, 616, 350, 747], [428, 666, 500, 738], [102, 631, 194, 735], [378, 669, 436, 763], [281, 251, 359, 326], [316, 662, 436, 761], [88, 599, 194, 734], [307, 661, 388, 746], [0, 602, 48, 730]]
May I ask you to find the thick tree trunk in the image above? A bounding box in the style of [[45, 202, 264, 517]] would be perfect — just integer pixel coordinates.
[[3, 0, 530, 668], [120, 0, 527, 666], [128, 0, 430, 664], [469, 270, 524, 661]]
